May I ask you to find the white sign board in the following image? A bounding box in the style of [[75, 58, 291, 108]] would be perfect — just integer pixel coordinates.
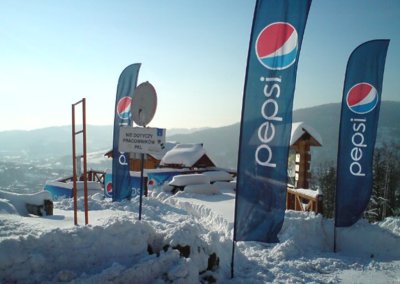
[[119, 127, 166, 154]]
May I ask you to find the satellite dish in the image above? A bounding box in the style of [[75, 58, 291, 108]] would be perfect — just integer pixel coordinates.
[[131, 81, 157, 127]]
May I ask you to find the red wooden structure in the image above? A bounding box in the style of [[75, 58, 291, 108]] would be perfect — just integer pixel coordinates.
[[72, 98, 89, 225]]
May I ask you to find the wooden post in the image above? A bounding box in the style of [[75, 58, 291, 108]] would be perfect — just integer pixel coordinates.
[[72, 104, 78, 225], [72, 98, 89, 225], [82, 98, 89, 225]]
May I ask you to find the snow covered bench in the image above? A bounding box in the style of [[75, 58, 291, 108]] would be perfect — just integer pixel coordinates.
[[168, 174, 211, 194], [201, 170, 233, 183], [184, 184, 220, 195], [25, 199, 53, 216], [0, 190, 53, 216], [166, 171, 233, 195]]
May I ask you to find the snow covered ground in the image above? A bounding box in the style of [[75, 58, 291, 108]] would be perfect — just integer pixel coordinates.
[[1, 188, 399, 283]]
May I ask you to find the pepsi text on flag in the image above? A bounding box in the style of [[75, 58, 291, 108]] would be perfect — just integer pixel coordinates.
[[254, 22, 298, 168], [348, 117, 367, 176], [112, 63, 141, 201], [255, 76, 282, 167], [234, 0, 312, 243], [346, 83, 380, 176], [335, 40, 389, 228]]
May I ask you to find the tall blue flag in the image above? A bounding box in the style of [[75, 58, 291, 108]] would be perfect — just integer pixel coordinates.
[[112, 63, 141, 201], [335, 40, 389, 227], [233, 0, 312, 242]]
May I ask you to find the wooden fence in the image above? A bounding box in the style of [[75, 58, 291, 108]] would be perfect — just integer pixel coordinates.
[[286, 186, 323, 214]]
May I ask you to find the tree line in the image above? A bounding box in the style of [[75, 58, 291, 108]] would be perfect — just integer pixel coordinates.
[[313, 142, 400, 221]]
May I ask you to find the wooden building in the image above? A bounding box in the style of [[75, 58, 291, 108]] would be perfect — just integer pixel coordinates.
[[287, 122, 323, 214], [104, 142, 177, 171], [290, 122, 323, 189], [104, 142, 215, 171], [159, 143, 215, 169]]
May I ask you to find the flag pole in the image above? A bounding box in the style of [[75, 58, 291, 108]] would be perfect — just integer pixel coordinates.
[[230, 0, 259, 278], [230, 240, 236, 278], [333, 222, 337, 253], [333, 167, 338, 253]]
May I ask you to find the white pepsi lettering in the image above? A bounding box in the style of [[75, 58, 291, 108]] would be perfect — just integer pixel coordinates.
[[261, 99, 283, 122], [351, 132, 366, 148], [255, 76, 282, 168], [349, 117, 367, 177], [255, 144, 275, 167], [118, 120, 129, 166], [258, 121, 275, 143], [131, 187, 141, 196], [352, 118, 366, 132], [118, 153, 128, 166], [263, 77, 281, 98], [350, 147, 362, 161], [350, 162, 364, 177]]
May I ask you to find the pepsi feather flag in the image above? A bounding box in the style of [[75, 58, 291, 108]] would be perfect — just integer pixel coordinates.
[[233, 0, 312, 243], [335, 40, 389, 227], [112, 63, 141, 201]]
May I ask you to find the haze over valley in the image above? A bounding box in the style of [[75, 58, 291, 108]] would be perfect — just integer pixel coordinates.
[[1, 102, 399, 192]]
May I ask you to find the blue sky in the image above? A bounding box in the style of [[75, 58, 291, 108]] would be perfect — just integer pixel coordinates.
[[0, 0, 399, 131]]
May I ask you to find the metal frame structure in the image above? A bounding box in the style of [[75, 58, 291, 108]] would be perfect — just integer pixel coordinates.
[[72, 98, 89, 225]]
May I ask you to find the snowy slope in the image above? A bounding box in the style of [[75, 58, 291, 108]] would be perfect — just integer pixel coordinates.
[[0, 190, 399, 283]]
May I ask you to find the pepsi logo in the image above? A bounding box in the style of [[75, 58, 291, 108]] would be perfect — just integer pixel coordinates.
[[346, 83, 378, 114], [106, 182, 112, 194], [255, 22, 298, 70], [117, 97, 132, 120]]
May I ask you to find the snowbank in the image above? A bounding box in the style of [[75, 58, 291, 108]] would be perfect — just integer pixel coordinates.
[[202, 170, 233, 182], [184, 184, 220, 195], [169, 174, 210, 187], [0, 189, 399, 283], [0, 189, 52, 216], [0, 198, 18, 214]]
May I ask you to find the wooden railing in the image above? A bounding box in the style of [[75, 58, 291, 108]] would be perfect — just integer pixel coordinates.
[[85, 170, 105, 184], [58, 170, 105, 185], [286, 186, 323, 214]]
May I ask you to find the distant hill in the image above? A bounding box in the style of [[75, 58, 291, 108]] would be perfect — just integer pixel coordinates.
[[292, 101, 400, 166], [0, 125, 113, 159], [168, 101, 400, 169], [0, 101, 399, 169], [0, 125, 206, 159], [166, 127, 211, 136], [168, 123, 241, 169]]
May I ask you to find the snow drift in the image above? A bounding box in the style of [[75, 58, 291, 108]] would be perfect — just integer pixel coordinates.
[[0, 189, 399, 283]]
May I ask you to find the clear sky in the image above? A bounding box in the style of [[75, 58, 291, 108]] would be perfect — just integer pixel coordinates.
[[0, 0, 399, 131]]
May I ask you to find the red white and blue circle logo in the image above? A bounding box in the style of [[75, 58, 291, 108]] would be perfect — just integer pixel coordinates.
[[255, 22, 298, 70], [117, 97, 132, 120], [346, 83, 378, 114], [105, 181, 113, 197]]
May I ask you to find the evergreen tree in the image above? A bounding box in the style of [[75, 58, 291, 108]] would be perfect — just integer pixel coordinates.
[[314, 162, 336, 218], [366, 143, 400, 221], [312, 143, 400, 221]]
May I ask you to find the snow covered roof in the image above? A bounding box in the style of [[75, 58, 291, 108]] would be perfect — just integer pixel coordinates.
[[147, 141, 178, 161], [290, 122, 323, 146], [105, 141, 178, 161], [160, 143, 210, 167]]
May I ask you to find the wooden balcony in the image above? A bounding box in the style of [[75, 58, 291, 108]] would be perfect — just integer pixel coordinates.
[[286, 186, 323, 214]]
